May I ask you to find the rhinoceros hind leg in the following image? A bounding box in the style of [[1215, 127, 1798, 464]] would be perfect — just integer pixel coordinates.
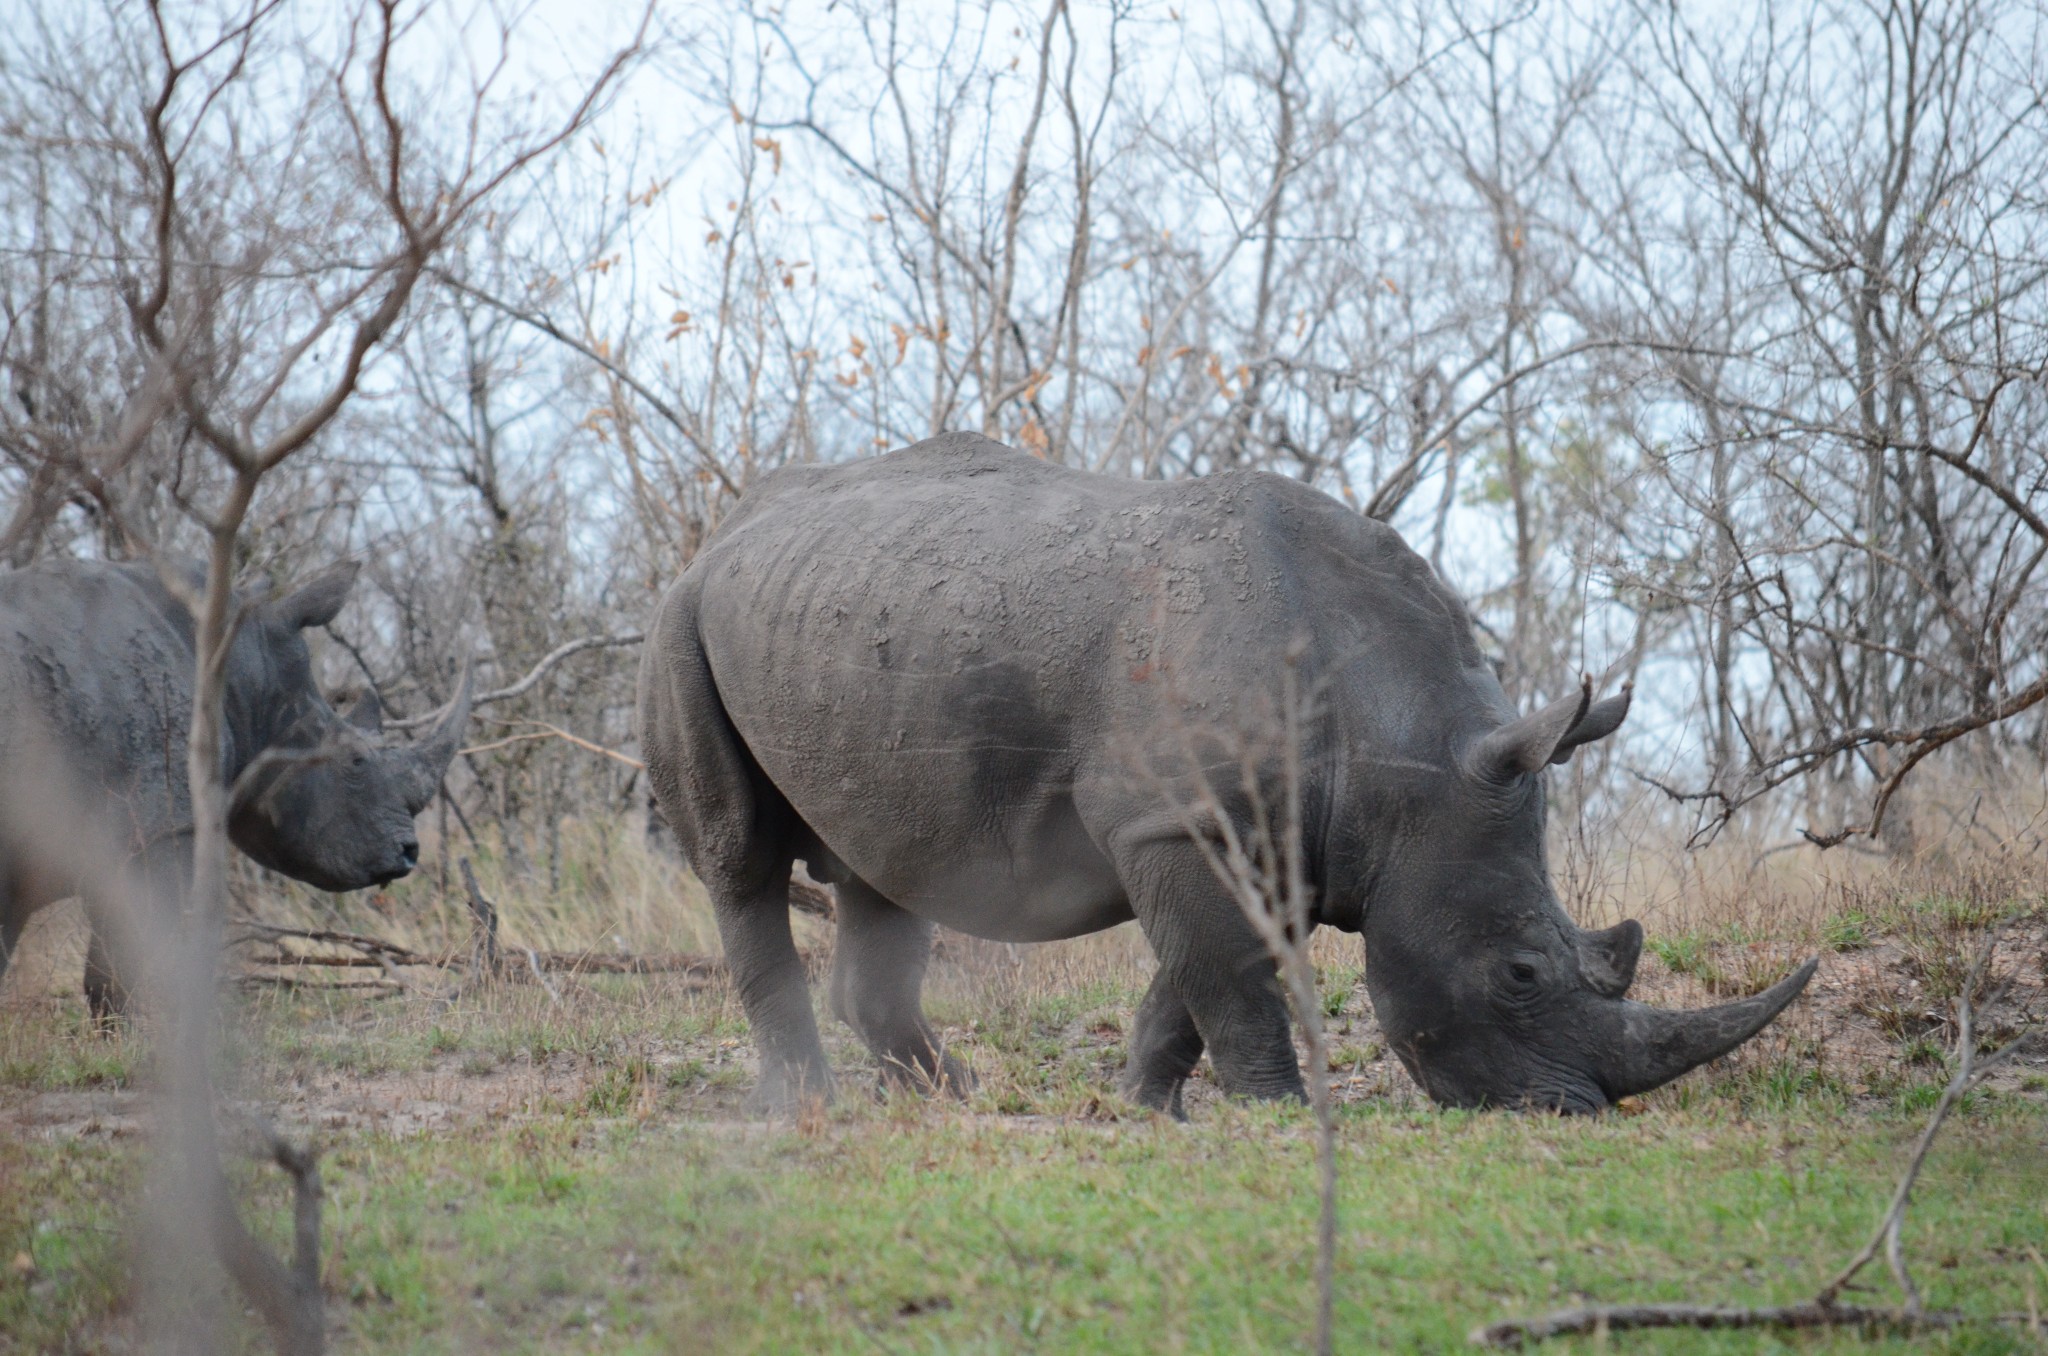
[[83, 917, 128, 1029], [827, 878, 972, 1097], [1115, 832, 1306, 1104], [642, 579, 834, 1114], [0, 909, 21, 998], [705, 855, 836, 1113], [0, 853, 36, 999], [1117, 965, 1204, 1119]]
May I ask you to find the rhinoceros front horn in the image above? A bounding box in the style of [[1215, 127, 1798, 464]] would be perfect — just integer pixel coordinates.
[[398, 661, 474, 812], [1603, 957, 1818, 1099]]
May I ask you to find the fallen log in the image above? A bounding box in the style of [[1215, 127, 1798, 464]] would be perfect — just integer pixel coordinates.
[[238, 974, 401, 994], [231, 923, 746, 979]]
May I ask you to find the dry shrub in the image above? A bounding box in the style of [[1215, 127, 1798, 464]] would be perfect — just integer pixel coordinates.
[[1551, 746, 2048, 947]]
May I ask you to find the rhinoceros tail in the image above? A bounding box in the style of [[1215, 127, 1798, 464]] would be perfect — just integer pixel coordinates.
[[638, 572, 796, 886]]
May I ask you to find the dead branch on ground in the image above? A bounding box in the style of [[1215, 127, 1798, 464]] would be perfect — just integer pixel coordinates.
[[228, 917, 731, 980], [238, 975, 401, 994]]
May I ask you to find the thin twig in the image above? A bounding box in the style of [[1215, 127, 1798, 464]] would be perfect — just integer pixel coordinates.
[[1136, 639, 1336, 1356], [1816, 941, 2011, 1310], [385, 633, 643, 730], [458, 721, 645, 769], [524, 947, 563, 1006], [458, 857, 502, 977]]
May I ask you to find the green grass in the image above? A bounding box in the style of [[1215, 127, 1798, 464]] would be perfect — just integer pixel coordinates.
[[1821, 910, 1873, 952], [4, 1098, 2043, 1352], [1646, 933, 1726, 990], [0, 1031, 138, 1091], [4, 835, 2041, 1351]]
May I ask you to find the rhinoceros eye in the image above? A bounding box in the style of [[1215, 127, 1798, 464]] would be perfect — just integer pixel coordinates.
[[1499, 957, 1546, 997]]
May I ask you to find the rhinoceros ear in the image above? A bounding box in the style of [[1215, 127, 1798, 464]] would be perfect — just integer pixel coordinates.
[[271, 561, 360, 630], [1465, 677, 1590, 781], [344, 688, 384, 733], [1548, 683, 1632, 766]]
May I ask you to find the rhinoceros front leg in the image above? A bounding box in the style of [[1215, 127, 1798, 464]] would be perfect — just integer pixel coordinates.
[[826, 878, 972, 1097], [84, 834, 192, 1026], [704, 857, 836, 1112], [1114, 833, 1306, 1104], [0, 910, 21, 997], [1117, 966, 1205, 1118]]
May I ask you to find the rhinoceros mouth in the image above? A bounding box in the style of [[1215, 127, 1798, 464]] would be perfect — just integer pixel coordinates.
[[368, 844, 420, 888]]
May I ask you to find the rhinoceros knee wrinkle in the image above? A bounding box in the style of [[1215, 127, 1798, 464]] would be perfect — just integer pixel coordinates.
[[638, 436, 1813, 1113]]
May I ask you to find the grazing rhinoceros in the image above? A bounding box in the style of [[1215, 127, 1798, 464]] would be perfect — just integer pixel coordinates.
[[0, 558, 471, 1017], [639, 433, 1813, 1114]]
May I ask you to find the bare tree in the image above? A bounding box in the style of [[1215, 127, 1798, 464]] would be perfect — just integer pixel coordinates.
[[0, 1, 643, 1347], [1584, 0, 2048, 847]]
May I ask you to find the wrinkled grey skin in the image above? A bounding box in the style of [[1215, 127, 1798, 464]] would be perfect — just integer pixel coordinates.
[[0, 558, 472, 1018], [640, 433, 1814, 1114]]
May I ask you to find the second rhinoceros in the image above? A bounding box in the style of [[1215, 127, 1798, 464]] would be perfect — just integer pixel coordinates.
[[0, 558, 471, 1016], [639, 433, 1814, 1114]]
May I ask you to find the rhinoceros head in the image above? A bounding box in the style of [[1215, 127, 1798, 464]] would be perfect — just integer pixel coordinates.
[[224, 563, 473, 893], [1362, 680, 1815, 1113]]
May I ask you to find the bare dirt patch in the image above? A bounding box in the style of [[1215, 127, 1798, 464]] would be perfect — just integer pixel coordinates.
[[6, 899, 2044, 1145]]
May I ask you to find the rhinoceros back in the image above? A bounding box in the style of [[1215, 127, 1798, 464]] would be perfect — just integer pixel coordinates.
[[663, 433, 1494, 937]]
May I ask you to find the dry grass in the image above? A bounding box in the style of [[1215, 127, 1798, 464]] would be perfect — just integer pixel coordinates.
[[237, 816, 728, 962], [3, 809, 2044, 1136]]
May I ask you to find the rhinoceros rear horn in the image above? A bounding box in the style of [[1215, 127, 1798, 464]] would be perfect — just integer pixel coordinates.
[[1602, 957, 1818, 1099], [398, 661, 474, 811]]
